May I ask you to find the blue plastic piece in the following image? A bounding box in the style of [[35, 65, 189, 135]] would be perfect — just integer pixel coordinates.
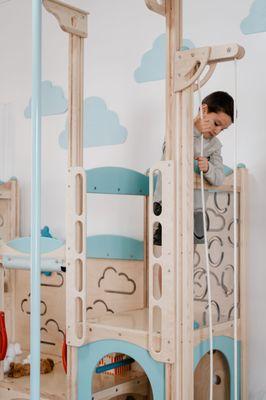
[[77, 340, 165, 400], [41, 226, 52, 238], [41, 227, 53, 276], [237, 163, 246, 169], [194, 336, 241, 399], [86, 235, 144, 260], [95, 357, 134, 374], [86, 167, 149, 196], [194, 320, 200, 330], [7, 236, 64, 254]]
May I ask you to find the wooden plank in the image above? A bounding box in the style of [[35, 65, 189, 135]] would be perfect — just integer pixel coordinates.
[[239, 168, 248, 400], [43, 0, 88, 38]]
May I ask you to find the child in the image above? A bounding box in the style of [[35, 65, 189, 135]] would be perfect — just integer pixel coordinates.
[[153, 91, 234, 245]]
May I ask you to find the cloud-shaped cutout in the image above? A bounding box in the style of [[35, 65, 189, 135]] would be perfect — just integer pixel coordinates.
[[98, 267, 136, 295], [86, 300, 114, 318], [59, 97, 128, 149], [24, 80, 67, 118], [21, 293, 47, 316], [41, 319, 65, 346], [41, 272, 64, 288], [240, 0, 266, 34], [134, 34, 195, 83]]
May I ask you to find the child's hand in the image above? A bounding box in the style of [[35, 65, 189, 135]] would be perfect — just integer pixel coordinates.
[[195, 156, 209, 173], [197, 117, 215, 137]]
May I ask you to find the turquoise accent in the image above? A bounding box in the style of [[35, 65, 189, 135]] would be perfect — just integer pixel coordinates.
[[194, 336, 241, 399], [86, 167, 149, 196], [41, 226, 53, 276], [240, 0, 266, 34], [59, 97, 127, 149], [77, 340, 165, 400], [41, 226, 52, 238], [7, 237, 64, 254], [86, 235, 144, 260], [95, 357, 134, 374], [237, 163, 246, 169], [194, 320, 200, 330], [134, 33, 195, 83], [24, 80, 67, 118], [194, 159, 233, 176]]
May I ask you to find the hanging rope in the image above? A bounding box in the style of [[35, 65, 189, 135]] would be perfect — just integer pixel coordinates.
[[197, 80, 213, 400], [233, 57, 239, 400]]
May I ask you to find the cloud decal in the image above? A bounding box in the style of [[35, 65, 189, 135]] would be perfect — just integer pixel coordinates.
[[240, 0, 266, 34], [87, 300, 114, 318], [59, 97, 128, 149], [24, 80, 67, 118], [98, 267, 136, 295], [134, 33, 195, 83]]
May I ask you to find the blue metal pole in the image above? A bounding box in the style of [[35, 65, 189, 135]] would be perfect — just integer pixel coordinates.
[[31, 1, 42, 399]]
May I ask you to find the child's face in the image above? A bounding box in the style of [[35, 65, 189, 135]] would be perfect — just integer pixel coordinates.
[[202, 105, 232, 139]]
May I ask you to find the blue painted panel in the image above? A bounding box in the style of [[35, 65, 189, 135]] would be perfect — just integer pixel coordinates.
[[7, 237, 64, 254], [194, 336, 241, 400], [86, 235, 144, 260], [86, 167, 149, 196], [78, 340, 165, 400]]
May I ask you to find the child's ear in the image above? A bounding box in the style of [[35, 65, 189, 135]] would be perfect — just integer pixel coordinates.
[[201, 103, 208, 115]]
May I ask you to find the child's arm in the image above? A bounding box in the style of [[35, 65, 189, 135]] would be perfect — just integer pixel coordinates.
[[202, 149, 225, 186]]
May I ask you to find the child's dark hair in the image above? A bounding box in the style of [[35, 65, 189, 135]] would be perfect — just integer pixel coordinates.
[[202, 91, 234, 123]]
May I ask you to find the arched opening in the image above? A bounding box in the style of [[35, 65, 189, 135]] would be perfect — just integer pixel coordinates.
[[92, 353, 153, 399], [194, 350, 230, 400]]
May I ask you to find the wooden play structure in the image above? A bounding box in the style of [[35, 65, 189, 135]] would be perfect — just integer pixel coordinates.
[[0, 0, 248, 399]]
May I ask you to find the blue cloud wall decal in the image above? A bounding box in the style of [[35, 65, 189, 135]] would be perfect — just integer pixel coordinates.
[[134, 34, 195, 83], [241, 0, 266, 34], [24, 80, 67, 118], [59, 97, 128, 149]]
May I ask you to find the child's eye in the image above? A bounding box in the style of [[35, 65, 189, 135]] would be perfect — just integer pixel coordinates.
[[214, 122, 219, 127]]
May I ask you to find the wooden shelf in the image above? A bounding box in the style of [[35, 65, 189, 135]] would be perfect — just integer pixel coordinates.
[[87, 308, 151, 349]]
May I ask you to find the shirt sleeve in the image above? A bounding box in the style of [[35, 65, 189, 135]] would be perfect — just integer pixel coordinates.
[[203, 147, 225, 186]]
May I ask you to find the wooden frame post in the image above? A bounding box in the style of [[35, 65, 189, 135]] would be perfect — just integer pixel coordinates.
[[43, 1, 88, 399], [145, 1, 245, 400]]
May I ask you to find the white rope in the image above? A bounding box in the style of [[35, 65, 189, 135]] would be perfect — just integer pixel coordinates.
[[233, 58, 239, 400], [197, 81, 213, 400]]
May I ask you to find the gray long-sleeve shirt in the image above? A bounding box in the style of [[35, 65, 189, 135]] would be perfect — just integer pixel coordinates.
[[154, 128, 225, 204]]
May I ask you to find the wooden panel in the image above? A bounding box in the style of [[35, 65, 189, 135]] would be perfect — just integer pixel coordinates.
[[194, 350, 230, 400], [13, 258, 145, 356], [194, 190, 240, 328]]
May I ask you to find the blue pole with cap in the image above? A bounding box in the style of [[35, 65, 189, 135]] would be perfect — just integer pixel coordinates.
[[30, 1, 42, 399]]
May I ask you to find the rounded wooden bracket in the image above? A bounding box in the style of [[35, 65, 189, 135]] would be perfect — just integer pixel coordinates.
[[193, 63, 217, 92], [145, 0, 166, 16], [175, 47, 211, 92]]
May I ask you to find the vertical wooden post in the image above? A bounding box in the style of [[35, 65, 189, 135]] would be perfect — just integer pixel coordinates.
[[165, 1, 194, 399], [42, 2, 88, 399], [239, 168, 248, 400]]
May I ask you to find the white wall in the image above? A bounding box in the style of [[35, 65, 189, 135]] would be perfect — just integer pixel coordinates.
[[0, 0, 265, 397]]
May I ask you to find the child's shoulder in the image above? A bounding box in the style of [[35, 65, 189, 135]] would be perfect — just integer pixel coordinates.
[[210, 136, 222, 151]]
